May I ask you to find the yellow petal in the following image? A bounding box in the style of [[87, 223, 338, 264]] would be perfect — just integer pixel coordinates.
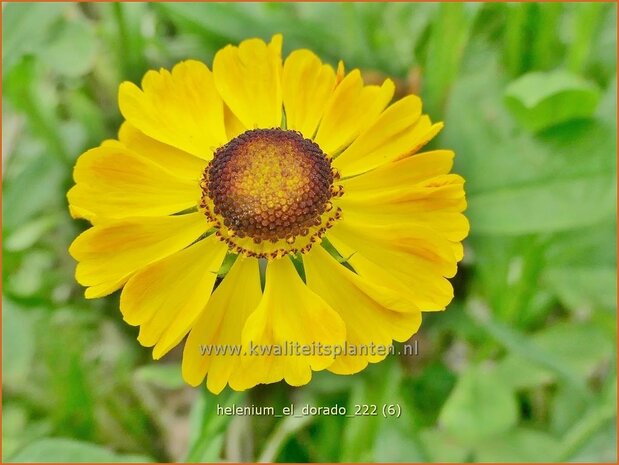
[[314, 71, 394, 156], [339, 168, 469, 242], [327, 215, 458, 311], [224, 104, 246, 141], [236, 257, 346, 389], [333, 98, 444, 176], [120, 234, 228, 359], [335, 60, 346, 84], [69, 213, 209, 298], [69, 204, 97, 223], [282, 49, 336, 138], [118, 123, 207, 181], [182, 256, 261, 393], [213, 35, 283, 129], [303, 246, 422, 374], [68, 143, 200, 219], [118, 60, 227, 159], [340, 150, 455, 192]]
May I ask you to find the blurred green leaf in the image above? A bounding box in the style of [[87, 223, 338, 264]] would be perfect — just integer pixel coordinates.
[[2, 405, 52, 463], [468, 173, 615, 235], [185, 389, 244, 462], [557, 395, 616, 462], [422, 2, 475, 117], [497, 321, 613, 390], [4, 214, 61, 252], [373, 417, 426, 462], [2, 149, 65, 233], [568, 422, 617, 462], [503, 3, 530, 76], [551, 384, 590, 436], [419, 428, 470, 462], [134, 364, 184, 390], [405, 361, 457, 425], [446, 62, 615, 197], [474, 427, 560, 462], [1, 2, 68, 75], [496, 354, 554, 390], [448, 63, 615, 237], [543, 267, 616, 312], [531, 322, 614, 378], [2, 405, 28, 461], [8, 250, 55, 298], [589, 3, 617, 86], [259, 414, 313, 462], [439, 364, 518, 444], [597, 75, 617, 126], [3, 58, 70, 163], [505, 70, 600, 132], [380, 3, 434, 74], [158, 2, 339, 64], [41, 19, 98, 78], [566, 3, 605, 74], [340, 360, 403, 462], [545, 220, 616, 268], [2, 299, 36, 386], [8, 438, 152, 463]]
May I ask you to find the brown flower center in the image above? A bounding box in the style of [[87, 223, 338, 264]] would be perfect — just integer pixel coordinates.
[[202, 128, 336, 244]]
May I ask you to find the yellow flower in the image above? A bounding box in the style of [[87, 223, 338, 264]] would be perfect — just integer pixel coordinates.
[[68, 35, 469, 394]]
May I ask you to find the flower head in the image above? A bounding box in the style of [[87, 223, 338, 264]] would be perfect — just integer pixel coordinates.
[[68, 35, 468, 394]]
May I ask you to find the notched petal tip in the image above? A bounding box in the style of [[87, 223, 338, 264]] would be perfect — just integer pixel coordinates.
[[269, 33, 283, 55]]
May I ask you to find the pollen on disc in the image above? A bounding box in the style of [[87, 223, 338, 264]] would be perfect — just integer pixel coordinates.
[[203, 128, 335, 243]]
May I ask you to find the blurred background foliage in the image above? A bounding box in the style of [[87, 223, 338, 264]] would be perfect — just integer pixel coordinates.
[[2, 2, 617, 463]]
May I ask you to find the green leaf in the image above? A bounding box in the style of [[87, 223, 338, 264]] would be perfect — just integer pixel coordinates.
[[7, 250, 55, 298], [41, 19, 98, 78], [545, 221, 616, 268], [340, 360, 404, 462], [157, 2, 339, 64], [439, 364, 519, 444], [467, 173, 615, 235], [111, 2, 149, 82], [589, 3, 617, 85], [505, 70, 600, 132], [373, 418, 426, 462], [557, 400, 616, 462], [422, 2, 476, 117], [259, 415, 313, 463], [497, 321, 613, 389], [445, 67, 616, 236], [566, 3, 605, 74], [405, 361, 457, 425], [456, 101, 617, 235], [4, 214, 61, 252], [1, 3, 68, 74], [185, 389, 245, 462], [418, 428, 470, 462], [8, 438, 152, 463], [533, 322, 614, 377], [3, 58, 70, 164], [503, 3, 530, 76], [529, 3, 563, 72], [134, 363, 184, 390], [474, 428, 561, 462], [543, 267, 616, 312], [195, 433, 225, 463], [2, 405, 29, 461], [550, 384, 590, 436], [568, 422, 617, 462], [2, 299, 36, 387], [495, 355, 554, 390]]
